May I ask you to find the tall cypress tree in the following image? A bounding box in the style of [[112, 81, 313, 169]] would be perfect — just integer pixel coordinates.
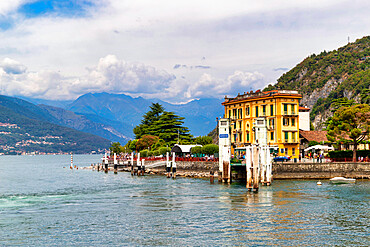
[[133, 103, 193, 145], [133, 103, 164, 139]]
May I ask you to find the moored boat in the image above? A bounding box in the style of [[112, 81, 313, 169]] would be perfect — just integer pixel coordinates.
[[329, 177, 356, 184]]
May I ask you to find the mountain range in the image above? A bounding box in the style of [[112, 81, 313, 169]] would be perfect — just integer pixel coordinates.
[[265, 35, 369, 129], [3, 93, 224, 153]]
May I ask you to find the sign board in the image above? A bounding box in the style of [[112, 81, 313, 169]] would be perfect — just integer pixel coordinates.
[[219, 134, 229, 138]]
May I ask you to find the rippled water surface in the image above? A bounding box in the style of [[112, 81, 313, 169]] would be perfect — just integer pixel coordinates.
[[0, 155, 369, 246]]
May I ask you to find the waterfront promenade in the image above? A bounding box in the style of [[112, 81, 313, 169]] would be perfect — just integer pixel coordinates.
[[97, 156, 370, 179]]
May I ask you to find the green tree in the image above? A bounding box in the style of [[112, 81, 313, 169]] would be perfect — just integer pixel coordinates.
[[191, 146, 202, 155], [133, 103, 164, 139], [326, 104, 370, 162], [129, 139, 138, 152], [201, 144, 219, 155], [110, 142, 123, 154], [159, 147, 171, 155], [149, 111, 193, 145], [136, 135, 159, 151], [194, 136, 212, 145]]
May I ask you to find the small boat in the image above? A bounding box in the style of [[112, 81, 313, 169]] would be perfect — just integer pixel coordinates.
[[329, 177, 356, 184]]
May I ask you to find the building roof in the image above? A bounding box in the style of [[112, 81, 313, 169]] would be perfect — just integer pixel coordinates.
[[300, 130, 328, 142], [299, 106, 310, 112], [223, 89, 302, 105]]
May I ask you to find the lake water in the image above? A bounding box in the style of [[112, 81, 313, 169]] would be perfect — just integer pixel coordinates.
[[0, 155, 369, 246]]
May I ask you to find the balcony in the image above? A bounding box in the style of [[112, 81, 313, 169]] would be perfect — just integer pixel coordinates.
[[284, 139, 298, 144]]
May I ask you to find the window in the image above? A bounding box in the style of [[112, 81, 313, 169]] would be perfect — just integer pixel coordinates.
[[283, 118, 290, 126], [292, 148, 295, 156], [291, 104, 295, 114], [228, 110, 231, 118], [270, 105, 274, 116], [292, 132, 296, 142], [239, 109, 243, 119], [246, 106, 250, 116], [233, 109, 237, 118], [262, 105, 266, 115], [291, 118, 295, 126], [270, 131, 274, 141], [283, 104, 288, 114], [269, 118, 275, 128], [285, 148, 288, 155], [220, 121, 227, 126], [285, 132, 289, 142], [255, 106, 259, 117], [247, 132, 250, 142]]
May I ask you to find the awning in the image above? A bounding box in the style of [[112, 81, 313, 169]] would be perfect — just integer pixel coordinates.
[[304, 145, 334, 152]]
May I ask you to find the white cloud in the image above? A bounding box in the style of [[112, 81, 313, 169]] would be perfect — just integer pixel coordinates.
[[0, 1, 24, 15], [0, 0, 368, 102], [0, 57, 27, 74], [184, 71, 265, 99], [0, 55, 267, 102]]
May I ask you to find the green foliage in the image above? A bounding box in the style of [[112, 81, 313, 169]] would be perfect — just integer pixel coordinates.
[[133, 103, 165, 139], [153, 150, 160, 156], [139, 149, 148, 158], [190, 146, 202, 154], [158, 147, 171, 155], [132, 103, 193, 147], [151, 139, 165, 150], [148, 151, 154, 157], [129, 139, 138, 152], [308, 141, 319, 147], [201, 144, 219, 155], [136, 135, 159, 151], [110, 142, 123, 154], [194, 136, 212, 145], [326, 104, 370, 161], [310, 122, 315, 131]]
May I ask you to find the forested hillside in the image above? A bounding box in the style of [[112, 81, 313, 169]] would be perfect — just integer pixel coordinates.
[[264, 36, 370, 129], [0, 96, 110, 154]]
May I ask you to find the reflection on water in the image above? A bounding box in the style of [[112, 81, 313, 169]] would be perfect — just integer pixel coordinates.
[[0, 155, 369, 246]]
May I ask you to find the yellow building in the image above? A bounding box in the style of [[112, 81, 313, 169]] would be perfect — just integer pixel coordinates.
[[222, 89, 302, 159]]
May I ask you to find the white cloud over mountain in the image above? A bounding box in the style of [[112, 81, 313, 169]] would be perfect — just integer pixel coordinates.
[[0, 0, 368, 102], [0, 55, 265, 101]]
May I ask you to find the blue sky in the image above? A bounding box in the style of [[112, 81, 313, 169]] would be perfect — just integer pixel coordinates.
[[18, 0, 94, 18], [0, 0, 368, 102]]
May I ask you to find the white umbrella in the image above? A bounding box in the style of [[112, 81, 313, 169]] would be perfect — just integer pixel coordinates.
[[304, 145, 334, 152]]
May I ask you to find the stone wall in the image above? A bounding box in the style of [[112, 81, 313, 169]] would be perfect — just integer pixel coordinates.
[[272, 162, 370, 179], [144, 160, 218, 172], [130, 160, 370, 179]]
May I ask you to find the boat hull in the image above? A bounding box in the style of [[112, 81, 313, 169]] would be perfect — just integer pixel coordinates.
[[329, 177, 356, 184]]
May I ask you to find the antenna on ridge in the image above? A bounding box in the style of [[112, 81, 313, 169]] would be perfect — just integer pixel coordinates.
[[348, 36, 350, 44]]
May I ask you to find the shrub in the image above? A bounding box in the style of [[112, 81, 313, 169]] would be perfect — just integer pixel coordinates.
[[191, 146, 202, 154], [201, 144, 219, 155], [139, 150, 148, 158], [158, 147, 171, 155]]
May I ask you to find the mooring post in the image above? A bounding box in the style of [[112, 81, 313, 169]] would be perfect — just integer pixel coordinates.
[[253, 146, 260, 192], [210, 170, 214, 183], [114, 153, 118, 174], [131, 152, 134, 175], [166, 152, 171, 178], [172, 152, 176, 179], [260, 146, 266, 185], [137, 153, 141, 176], [141, 159, 145, 175], [246, 146, 253, 191], [266, 148, 272, 186], [104, 152, 109, 173]]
